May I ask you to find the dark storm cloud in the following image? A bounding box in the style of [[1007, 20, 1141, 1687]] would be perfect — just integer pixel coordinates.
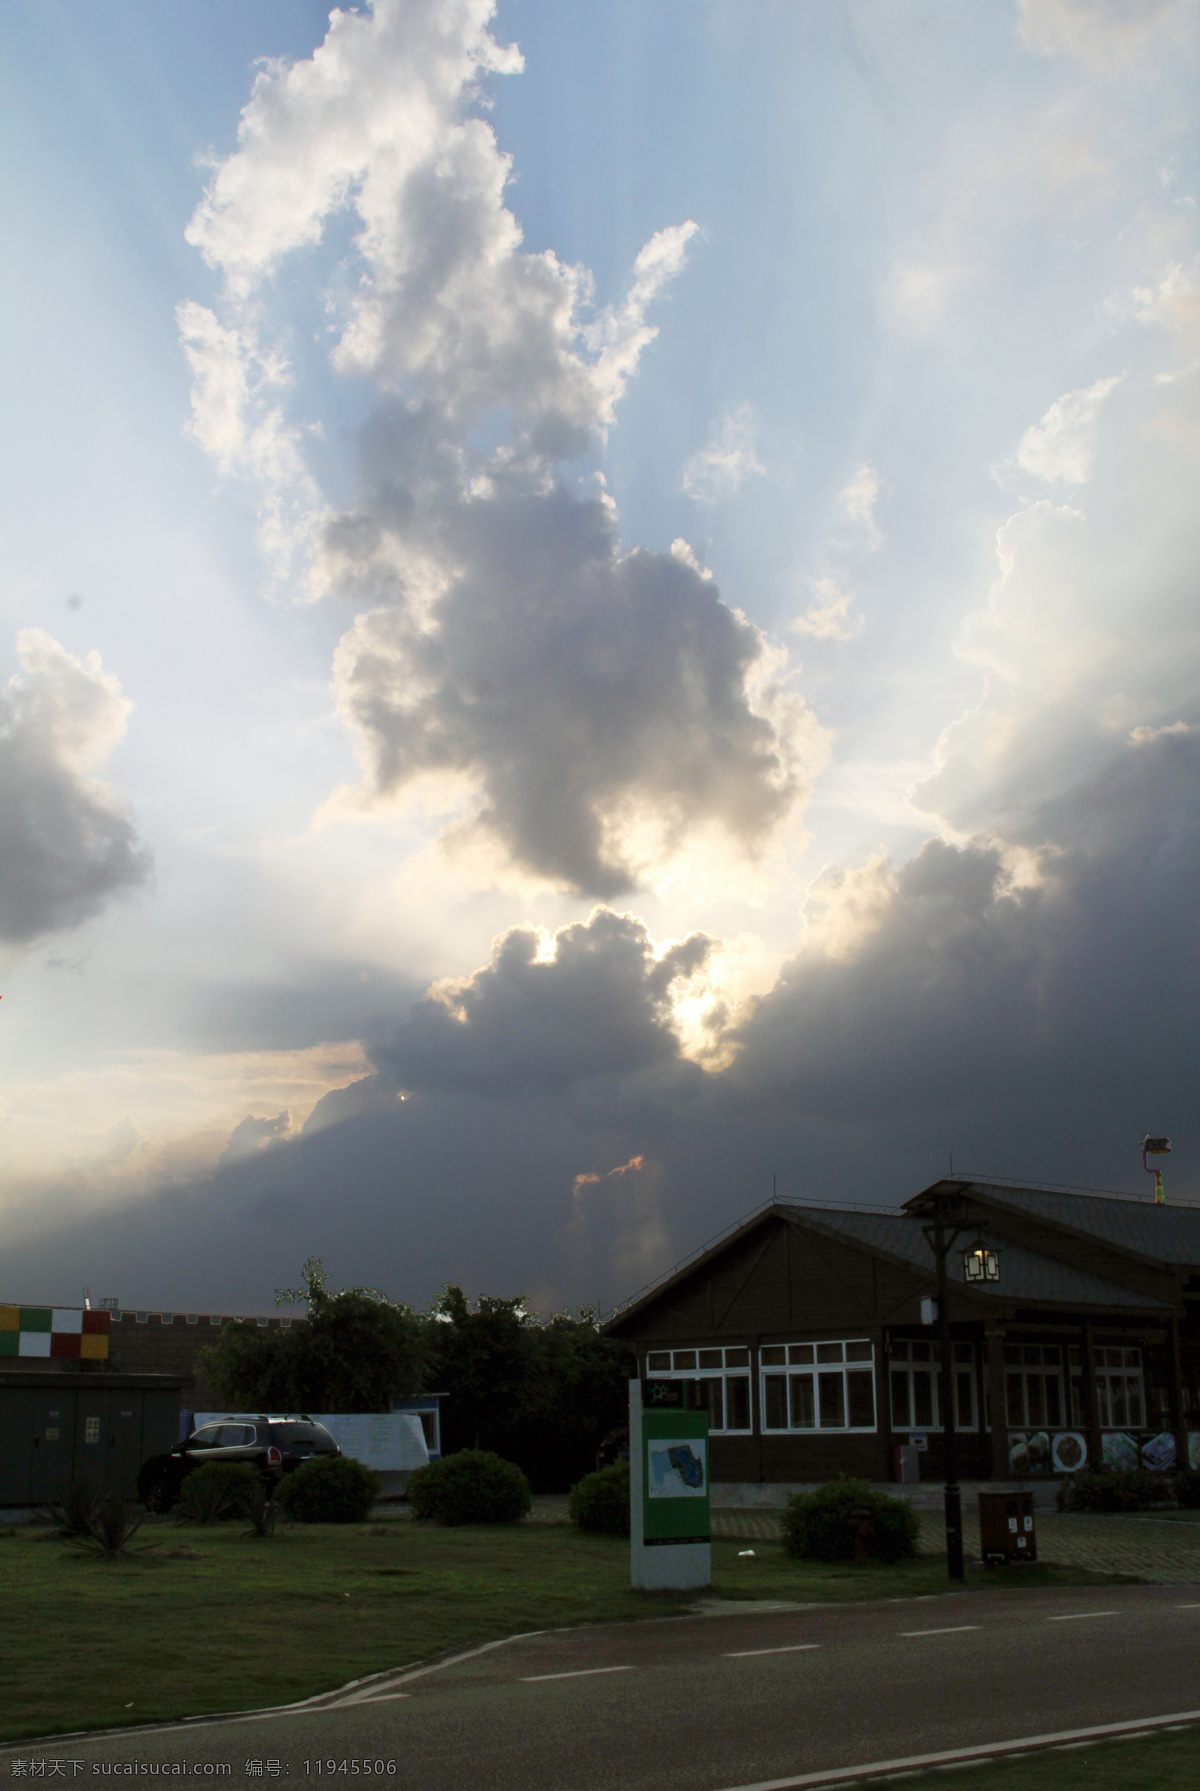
[[0, 630, 149, 944], [7, 729, 1199, 1311]]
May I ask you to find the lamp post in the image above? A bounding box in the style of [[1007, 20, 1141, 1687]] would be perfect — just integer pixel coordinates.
[[931, 1200, 965, 1583]]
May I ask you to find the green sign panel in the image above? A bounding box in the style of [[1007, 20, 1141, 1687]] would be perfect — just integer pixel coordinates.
[[641, 1407, 709, 1545]]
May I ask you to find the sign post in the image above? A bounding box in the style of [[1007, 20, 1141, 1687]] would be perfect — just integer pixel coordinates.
[[629, 1378, 711, 1591]]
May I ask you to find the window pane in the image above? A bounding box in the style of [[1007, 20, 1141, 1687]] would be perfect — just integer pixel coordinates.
[[1125, 1349, 1141, 1368], [673, 1351, 697, 1370], [789, 1344, 815, 1365], [914, 1371, 935, 1428], [817, 1342, 843, 1364], [1068, 1347, 1081, 1367], [1043, 1346, 1061, 1366], [1024, 1347, 1042, 1366], [725, 1347, 750, 1368], [1005, 1373, 1025, 1427], [847, 1371, 875, 1429], [1004, 1346, 1021, 1365], [1094, 1377, 1109, 1426], [955, 1370, 974, 1429], [764, 1374, 788, 1430], [818, 1373, 845, 1428], [1070, 1379, 1083, 1428], [913, 1342, 932, 1363], [647, 1352, 671, 1371], [954, 1343, 973, 1364], [846, 1340, 872, 1362], [698, 1349, 723, 1369], [891, 1370, 911, 1429], [1045, 1377, 1062, 1428], [1026, 1376, 1045, 1426], [1127, 1379, 1144, 1428], [726, 1376, 750, 1430], [1110, 1377, 1127, 1426], [890, 1341, 910, 1362], [761, 1345, 786, 1367], [789, 1374, 816, 1429]]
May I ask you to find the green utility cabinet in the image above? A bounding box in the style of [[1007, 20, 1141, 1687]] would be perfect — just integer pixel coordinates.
[[0, 1372, 182, 1505]]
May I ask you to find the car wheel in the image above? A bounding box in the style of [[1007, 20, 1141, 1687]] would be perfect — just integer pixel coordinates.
[[140, 1470, 176, 1514]]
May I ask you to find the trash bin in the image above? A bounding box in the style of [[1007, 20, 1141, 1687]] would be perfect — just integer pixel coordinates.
[[978, 1489, 1036, 1565]]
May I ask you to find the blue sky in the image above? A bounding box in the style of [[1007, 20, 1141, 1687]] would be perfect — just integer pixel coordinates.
[[2, 0, 1198, 1312]]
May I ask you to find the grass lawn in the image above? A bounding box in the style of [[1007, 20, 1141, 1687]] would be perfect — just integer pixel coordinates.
[[0, 1518, 1134, 1746], [885, 1726, 1200, 1791]]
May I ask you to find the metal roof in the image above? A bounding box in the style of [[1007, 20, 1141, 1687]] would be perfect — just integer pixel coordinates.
[[791, 1207, 1173, 1312], [956, 1182, 1200, 1269]]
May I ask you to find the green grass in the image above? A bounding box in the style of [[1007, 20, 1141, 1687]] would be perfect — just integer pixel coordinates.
[[885, 1726, 1200, 1791], [0, 1520, 1134, 1746]]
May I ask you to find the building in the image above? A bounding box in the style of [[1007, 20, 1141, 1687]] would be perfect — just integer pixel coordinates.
[[600, 1177, 1200, 1499]]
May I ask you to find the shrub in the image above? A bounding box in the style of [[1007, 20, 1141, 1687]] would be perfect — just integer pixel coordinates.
[[1056, 1470, 1172, 1513], [1175, 1471, 1200, 1509], [276, 1454, 381, 1524], [568, 1463, 630, 1537], [781, 1478, 919, 1564], [71, 1491, 144, 1560], [408, 1450, 531, 1526], [48, 1477, 97, 1540], [242, 1477, 278, 1538], [178, 1462, 260, 1525]]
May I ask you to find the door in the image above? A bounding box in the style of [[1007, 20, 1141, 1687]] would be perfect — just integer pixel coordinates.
[[0, 1390, 34, 1503], [30, 1388, 78, 1502], [107, 1399, 144, 1499], [73, 1388, 112, 1493]]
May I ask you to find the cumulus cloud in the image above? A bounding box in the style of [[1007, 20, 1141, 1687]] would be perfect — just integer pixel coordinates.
[[179, 0, 816, 895], [0, 630, 149, 944], [218, 1110, 294, 1169], [682, 405, 765, 502], [1016, 374, 1124, 484], [791, 576, 863, 643], [370, 906, 721, 1096]]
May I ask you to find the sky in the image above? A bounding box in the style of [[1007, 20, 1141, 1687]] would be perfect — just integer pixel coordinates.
[[1, 0, 1198, 1316]]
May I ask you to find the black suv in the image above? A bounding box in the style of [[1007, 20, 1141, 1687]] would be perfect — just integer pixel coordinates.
[[138, 1415, 340, 1511]]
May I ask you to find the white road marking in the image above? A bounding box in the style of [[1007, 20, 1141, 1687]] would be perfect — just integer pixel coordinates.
[[726, 1644, 821, 1658], [521, 1665, 635, 1683], [348, 1693, 412, 1706], [712, 1707, 1200, 1790], [1175, 1603, 1200, 1610], [897, 1626, 979, 1638], [1047, 1611, 1117, 1622]]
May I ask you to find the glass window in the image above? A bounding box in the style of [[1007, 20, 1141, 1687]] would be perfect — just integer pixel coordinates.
[[647, 1351, 671, 1372], [187, 1425, 224, 1451], [641, 1347, 753, 1432], [761, 1340, 876, 1433], [698, 1348, 723, 1369], [726, 1375, 751, 1430], [891, 1341, 975, 1431], [1094, 1346, 1145, 1428], [1005, 1344, 1067, 1430], [726, 1347, 750, 1368], [673, 1350, 697, 1370]]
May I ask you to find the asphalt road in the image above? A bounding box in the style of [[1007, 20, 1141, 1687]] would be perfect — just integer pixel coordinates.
[[7, 1585, 1200, 1791]]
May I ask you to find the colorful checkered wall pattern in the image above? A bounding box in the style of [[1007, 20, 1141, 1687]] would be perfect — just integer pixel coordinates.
[[0, 1306, 109, 1359]]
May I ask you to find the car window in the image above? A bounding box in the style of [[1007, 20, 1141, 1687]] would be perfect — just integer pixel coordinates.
[[187, 1425, 224, 1451], [269, 1422, 333, 1448], [216, 1423, 256, 1446]]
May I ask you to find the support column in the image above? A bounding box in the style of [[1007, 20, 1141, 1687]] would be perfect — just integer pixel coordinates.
[[1082, 1320, 1102, 1474], [985, 1326, 1008, 1479], [1169, 1315, 1188, 1474]]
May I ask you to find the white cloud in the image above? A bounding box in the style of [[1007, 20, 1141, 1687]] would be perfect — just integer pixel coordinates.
[[1016, 0, 1194, 71], [1016, 374, 1124, 485], [0, 631, 149, 944], [838, 462, 884, 548], [218, 1109, 294, 1168], [791, 577, 863, 643], [683, 405, 765, 502]]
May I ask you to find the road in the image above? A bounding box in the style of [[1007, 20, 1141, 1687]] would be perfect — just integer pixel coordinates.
[[6, 1585, 1200, 1790]]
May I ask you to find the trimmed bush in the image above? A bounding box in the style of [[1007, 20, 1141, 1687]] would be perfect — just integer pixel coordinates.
[[408, 1450, 531, 1526], [1175, 1471, 1200, 1509], [276, 1454, 381, 1524], [178, 1463, 260, 1525], [568, 1463, 630, 1537], [1056, 1470, 1172, 1513], [781, 1478, 919, 1564]]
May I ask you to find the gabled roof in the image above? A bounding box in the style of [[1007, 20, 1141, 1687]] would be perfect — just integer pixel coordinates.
[[792, 1206, 1173, 1312], [937, 1180, 1200, 1271]]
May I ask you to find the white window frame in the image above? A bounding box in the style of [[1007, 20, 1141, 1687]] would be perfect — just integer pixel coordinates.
[[644, 1346, 753, 1434], [1004, 1343, 1071, 1430], [1093, 1346, 1146, 1429], [889, 1340, 977, 1432], [759, 1339, 877, 1435]]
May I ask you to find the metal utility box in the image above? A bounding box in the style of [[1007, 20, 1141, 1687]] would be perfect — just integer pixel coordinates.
[[0, 1372, 182, 1506], [978, 1489, 1037, 1565]]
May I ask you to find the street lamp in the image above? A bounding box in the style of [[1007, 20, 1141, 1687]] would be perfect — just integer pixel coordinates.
[[1139, 1135, 1171, 1205]]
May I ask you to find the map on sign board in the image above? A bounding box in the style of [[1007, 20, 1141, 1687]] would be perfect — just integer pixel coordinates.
[[647, 1437, 707, 1498]]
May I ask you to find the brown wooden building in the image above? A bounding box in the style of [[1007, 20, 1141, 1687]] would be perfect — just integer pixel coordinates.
[[601, 1178, 1200, 1493]]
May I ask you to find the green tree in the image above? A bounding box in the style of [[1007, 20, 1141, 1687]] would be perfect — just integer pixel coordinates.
[[200, 1256, 428, 1413]]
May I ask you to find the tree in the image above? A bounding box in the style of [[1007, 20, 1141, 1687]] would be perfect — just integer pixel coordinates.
[[200, 1257, 428, 1413]]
